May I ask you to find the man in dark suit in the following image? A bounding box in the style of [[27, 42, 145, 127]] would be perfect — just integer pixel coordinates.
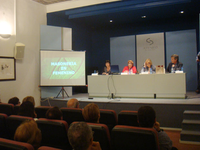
[[166, 54, 183, 73]]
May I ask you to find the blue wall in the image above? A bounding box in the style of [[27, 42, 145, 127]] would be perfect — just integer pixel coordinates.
[[47, 13, 199, 91], [166, 29, 197, 91], [110, 35, 136, 72]]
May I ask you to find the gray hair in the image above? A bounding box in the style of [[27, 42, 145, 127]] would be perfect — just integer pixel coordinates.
[[68, 122, 93, 150], [171, 54, 179, 62]]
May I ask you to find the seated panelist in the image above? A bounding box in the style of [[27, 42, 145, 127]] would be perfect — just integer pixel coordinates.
[[141, 59, 156, 74], [166, 54, 183, 73], [102, 60, 111, 75], [122, 60, 137, 74]]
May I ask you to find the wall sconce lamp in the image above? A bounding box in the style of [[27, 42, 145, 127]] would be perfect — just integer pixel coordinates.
[[0, 21, 11, 38]]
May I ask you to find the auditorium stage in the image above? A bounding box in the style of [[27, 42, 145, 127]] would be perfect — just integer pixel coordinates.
[[41, 92, 200, 129]]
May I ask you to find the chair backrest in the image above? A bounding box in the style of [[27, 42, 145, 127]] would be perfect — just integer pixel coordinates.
[[14, 105, 20, 115], [38, 146, 62, 150], [87, 122, 111, 150], [0, 113, 8, 138], [0, 103, 14, 116], [6, 115, 34, 140], [35, 106, 53, 118], [99, 109, 118, 132], [118, 110, 139, 127], [60, 107, 84, 125], [36, 118, 71, 150], [0, 138, 34, 150], [111, 125, 160, 150]]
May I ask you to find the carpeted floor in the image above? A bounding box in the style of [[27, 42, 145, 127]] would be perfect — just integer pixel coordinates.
[[165, 130, 200, 150]]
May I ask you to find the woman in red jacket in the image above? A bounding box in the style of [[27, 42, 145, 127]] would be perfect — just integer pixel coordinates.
[[122, 60, 137, 74]]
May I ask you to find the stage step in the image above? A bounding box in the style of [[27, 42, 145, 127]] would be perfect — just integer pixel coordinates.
[[182, 119, 200, 131], [180, 130, 200, 142], [183, 110, 200, 120], [180, 110, 200, 143]]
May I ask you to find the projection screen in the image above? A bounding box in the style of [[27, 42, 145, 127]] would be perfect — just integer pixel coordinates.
[[40, 50, 85, 86]]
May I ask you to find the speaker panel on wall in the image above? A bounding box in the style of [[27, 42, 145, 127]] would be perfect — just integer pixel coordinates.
[[15, 43, 25, 59]]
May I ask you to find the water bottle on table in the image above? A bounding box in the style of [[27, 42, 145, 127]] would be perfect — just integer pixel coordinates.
[[150, 68, 152, 74], [171, 67, 174, 73]]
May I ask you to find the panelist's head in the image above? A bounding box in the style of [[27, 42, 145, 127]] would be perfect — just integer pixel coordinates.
[[145, 59, 152, 68], [171, 54, 179, 64], [105, 60, 111, 68], [137, 106, 156, 128], [67, 98, 79, 108], [128, 60, 134, 69], [82, 103, 100, 123]]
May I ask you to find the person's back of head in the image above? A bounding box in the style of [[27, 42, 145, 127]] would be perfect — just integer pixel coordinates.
[[82, 103, 100, 123], [8, 97, 20, 105], [46, 106, 63, 120], [18, 101, 36, 118], [22, 96, 35, 107], [138, 106, 156, 128], [14, 120, 42, 150], [67, 98, 79, 108], [68, 122, 93, 150]]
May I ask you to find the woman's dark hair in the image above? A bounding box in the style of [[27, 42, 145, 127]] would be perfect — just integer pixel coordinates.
[[18, 101, 35, 118], [8, 97, 20, 105], [105, 60, 110, 64], [46, 106, 63, 120], [138, 106, 156, 128]]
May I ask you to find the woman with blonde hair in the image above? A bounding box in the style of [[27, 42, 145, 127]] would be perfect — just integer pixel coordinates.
[[141, 59, 156, 74], [22, 96, 35, 106], [14, 120, 42, 150], [122, 60, 137, 74], [82, 103, 100, 123]]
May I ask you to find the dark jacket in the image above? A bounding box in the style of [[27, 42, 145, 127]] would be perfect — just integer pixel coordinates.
[[166, 62, 183, 73]]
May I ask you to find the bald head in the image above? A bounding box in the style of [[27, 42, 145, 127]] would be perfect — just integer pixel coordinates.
[[67, 99, 79, 108]]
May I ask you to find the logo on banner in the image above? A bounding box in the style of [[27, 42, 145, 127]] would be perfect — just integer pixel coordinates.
[[146, 38, 154, 45], [143, 37, 158, 51]]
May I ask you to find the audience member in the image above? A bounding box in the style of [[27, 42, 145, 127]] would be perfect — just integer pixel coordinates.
[[14, 120, 42, 150], [82, 103, 100, 123], [8, 97, 20, 105], [67, 98, 79, 108], [18, 101, 37, 118], [22, 96, 35, 106], [138, 106, 173, 150], [46, 106, 63, 120], [68, 122, 101, 150]]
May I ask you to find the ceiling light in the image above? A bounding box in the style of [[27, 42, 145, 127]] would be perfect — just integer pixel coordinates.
[[110, 20, 113, 23], [141, 16, 146, 18], [180, 11, 184, 14]]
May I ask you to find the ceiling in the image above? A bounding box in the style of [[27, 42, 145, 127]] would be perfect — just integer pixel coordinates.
[[33, 0, 70, 5], [47, 0, 200, 29]]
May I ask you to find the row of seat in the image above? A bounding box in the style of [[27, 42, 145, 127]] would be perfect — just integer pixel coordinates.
[[0, 104, 139, 130], [0, 138, 62, 150], [0, 114, 159, 150]]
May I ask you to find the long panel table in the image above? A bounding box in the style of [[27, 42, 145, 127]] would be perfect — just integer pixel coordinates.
[[88, 73, 186, 99]]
